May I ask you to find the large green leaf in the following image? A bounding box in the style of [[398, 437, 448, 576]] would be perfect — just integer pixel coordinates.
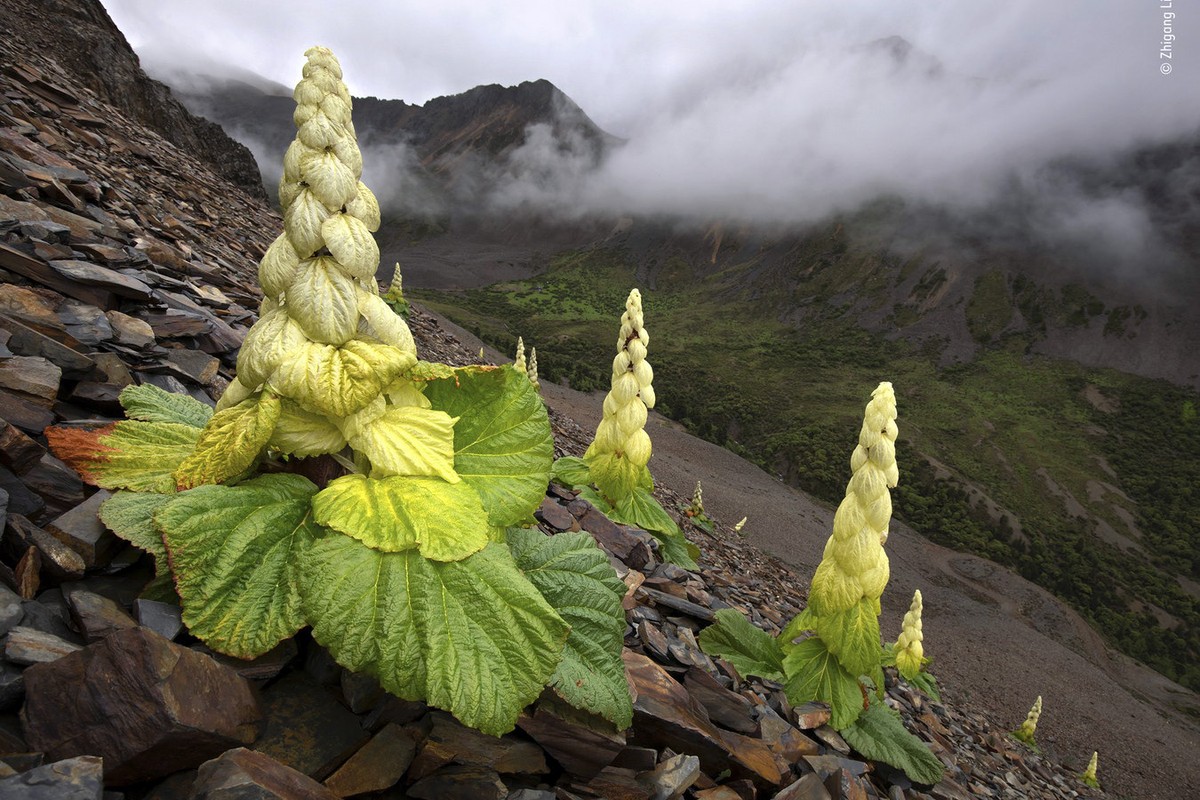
[[840, 699, 945, 785], [609, 487, 699, 570], [551, 456, 592, 487], [157, 474, 320, 659], [98, 491, 172, 574], [313, 474, 489, 561], [300, 537, 569, 735], [47, 421, 199, 493], [508, 528, 632, 729], [424, 366, 553, 528], [175, 391, 280, 489], [814, 597, 882, 679], [782, 637, 865, 730], [698, 609, 786, 682], [119, 384, 213, 428]]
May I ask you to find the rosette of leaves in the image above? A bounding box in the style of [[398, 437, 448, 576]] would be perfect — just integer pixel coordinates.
[[552, 289, 698, 568], [698, 383, 944, 785], [47, 46, 631, 736]]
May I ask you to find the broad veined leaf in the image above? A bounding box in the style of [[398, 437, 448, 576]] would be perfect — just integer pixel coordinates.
[[907, 670, 941, 702], [346, 181, 381, 231], [302, 150, 358, 210], [609, 487, 699, 570], [157, 474, 319, 659], [46, 422, 199, 493], [698, 609, 786, 682], [404, 360, 459, 382], [283, 186, 329, 256], [508, 528, 632, 729], [271, 339, 415, 418], [840, 699, 945, 785], [312, 474, 489, 561], [321, 212, 379, 280], [584, 449, 643, 504], [259, 234, 299, 298], [349, 405, 459, 482], [300, 537, 569, 735], [782, 637, 865, 730], [98, 491, 172, 574], [813, 596, 882, 679], [424, 366, 554, 528], [236, 303, 308, 389], [551, 456, 592, 487], [287, 256, 360, 345], [268, 400, 347, 457], [175, 391, 281, 489], [118, 384, 213, 428]]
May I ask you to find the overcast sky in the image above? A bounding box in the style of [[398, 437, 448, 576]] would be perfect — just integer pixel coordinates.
[[101, 0, 1198, 268]]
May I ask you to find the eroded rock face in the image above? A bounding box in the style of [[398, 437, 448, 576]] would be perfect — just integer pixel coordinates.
[[20, 626, 262, 784]]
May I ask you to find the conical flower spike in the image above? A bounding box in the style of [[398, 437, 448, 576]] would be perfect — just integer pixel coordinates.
[[692, 481, 704, 513], [205, 46, 422, 468], [1014, 696, 1042, 744], [734, 516, 747, 534], [1080, 751, 1100, 788], [514, 337, 527, 374], [527, 347, 540, 390], [584, 289, 656, 502], [895, 589, 925, 680], [805, 382, 898, 677]]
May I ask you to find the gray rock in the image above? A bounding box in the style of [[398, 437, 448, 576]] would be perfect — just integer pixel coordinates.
[[20, 591, 81, 642], [0, 466, 43, 518], [4, 514, 86, 580], [0, 487, 8, 538], [63, 586, 138, 642], [0, 314, 95, 378], [323, 723, 416, 797], [18, 455, 85, 516], [0, 755, 103, 800], [57, 301, 113, 345], [46, 490, 116, 568], [133, 599, 183, 641], [47, 260, 153, 301], [162, 349, 219, 384], [0, 356, 61, 401], [0, 661, 25, 711], [105, 310, 155, 349], [0, 419, 47, 473], [254, 670, 368, 780], [0, 584, 23, 637], [4, 626, 84, 665], [642, 753, 700, 800]]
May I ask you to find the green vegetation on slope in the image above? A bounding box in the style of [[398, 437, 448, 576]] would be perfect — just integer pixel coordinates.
[[412, 246, 1200, 692]]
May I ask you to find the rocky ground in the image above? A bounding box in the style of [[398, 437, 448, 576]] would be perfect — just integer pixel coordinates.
[[0, 11, 1194, 800]]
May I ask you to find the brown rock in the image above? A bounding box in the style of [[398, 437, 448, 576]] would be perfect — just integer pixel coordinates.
[[21, 626, 262, 784], [47, 260, 153, 301], [694, 788, 746, 800], [406, 765, 507, 800], [517, 705, 625, 780], [623, 650, 782, 787], [323, 723, 416, 797], [684, 666, 757, 734], [536, 497, 578, 532], [823, 768, 870, 800], [13, 546, 41, 599], [775, 773, 833, 800], [758, 709, 820, 764], [0, 390, 55, 434], [105, 310, 155, 348], [792, 703, 832, 731], [409, 711, 547, 780], [578, 765, 652, 800], [0, 314, 94, 378], [190, 748, 341, 800], [18, 454, 85, 513], [254, 670, 368, 780], [0, 284, 62, 329], [163, 349, 219, 384], [640, 752, 701, 799], [0, 420, 46, 473]]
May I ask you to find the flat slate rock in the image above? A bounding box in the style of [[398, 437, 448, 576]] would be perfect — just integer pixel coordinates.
[[4, 625, 83, 665], [47, 259, 153, 300], [254, 670, 368, 780], [190, 748, 340, 800], [0, 755, 103, 800], [21, 626, 261, 785], [46, 489, 116, 567], [323, 723, 416, 797]]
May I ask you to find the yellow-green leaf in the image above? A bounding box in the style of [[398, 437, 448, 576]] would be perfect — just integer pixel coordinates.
[[782, 637, 865, 730], [348, 405, 459, 482], [283, 187, 328, 256], [175, 391, 281, 489], [346, 181, 380, 231], [287, 257, 359, 345], [98, 491, 172, 574], [312, 474, 489, 561], [321, 212, 379, 280], [47, 421, 199, 493], [271, 339, 415, 418], [814, 597, 882, 679], [268, 400, 347, 458], [301, 149, 358, 210], [118, 383, 213, 428]]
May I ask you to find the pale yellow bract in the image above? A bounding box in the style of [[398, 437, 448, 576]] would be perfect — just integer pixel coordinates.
[[895, 589, 925, 679], [808, 382, 897, 617]]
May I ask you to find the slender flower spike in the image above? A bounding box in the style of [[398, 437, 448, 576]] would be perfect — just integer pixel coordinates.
[[527, 347, 540, 390], [1080, 751, 1100, 789], [514, 337, 527, 374], [804, 382, 898, 677], [692, 481, 705, 513], [894, 589, 925, 680], [584, 288, 655, 502], [734, 516, 747, 534], [1014, 696, 1042, 745]]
